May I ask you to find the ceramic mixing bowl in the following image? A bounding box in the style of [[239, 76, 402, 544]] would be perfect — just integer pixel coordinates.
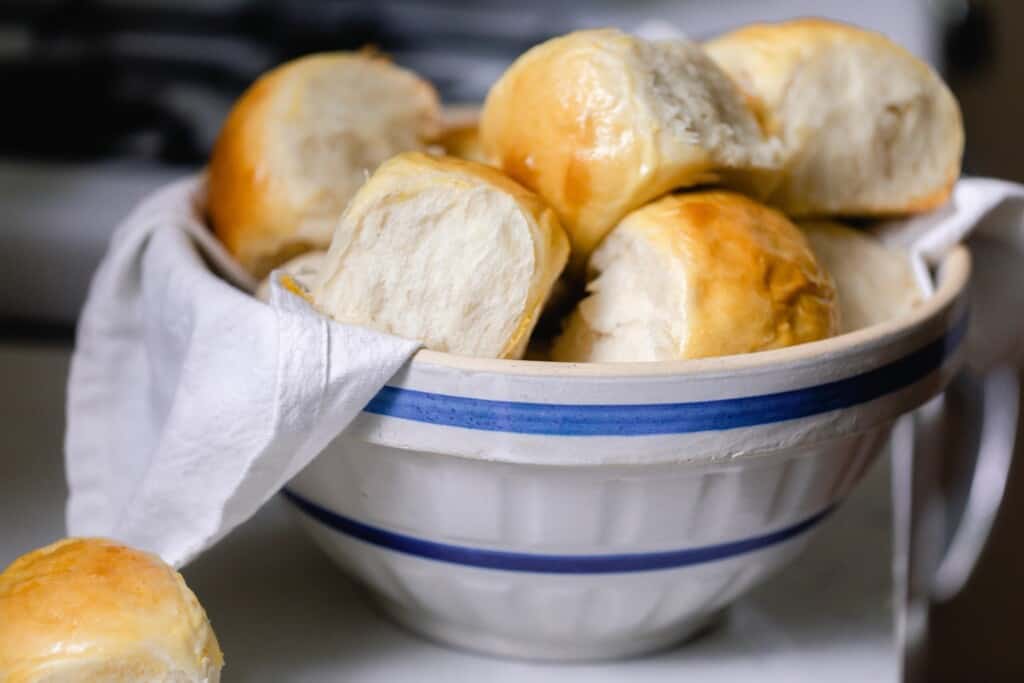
[[285, 247, 970, 660]]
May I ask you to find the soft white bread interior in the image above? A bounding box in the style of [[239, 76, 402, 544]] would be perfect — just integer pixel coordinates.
[[255, 250, 325, 302], [551, 191, 839, 362], [312, 152, 569, 358], [0, 538, 222, 683], [705, 19, 963, 217], [800, 221, 921, 332], [208, 52, 441, 278], [479, 29, 778, 264]]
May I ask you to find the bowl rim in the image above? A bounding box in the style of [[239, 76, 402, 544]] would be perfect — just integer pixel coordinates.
[[403, 246, 970, 378]]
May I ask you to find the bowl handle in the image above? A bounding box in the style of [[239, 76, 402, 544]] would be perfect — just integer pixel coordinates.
[[894, 367, 1019, 680], [929, 365, 1019, 601]]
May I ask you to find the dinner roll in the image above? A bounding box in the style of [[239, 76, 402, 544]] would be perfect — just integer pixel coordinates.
[[801, 221, 921, 332], [0, 538, 222, 683], [479, 29, 778, 263], [208, 52, 442, 278], [436, 107, 489, 164], [551, 191, 839, 362], [255, 250, 325, 302], [312, 152, 569, 358], [437, 123, 488, 165], [706, 19, 963, 216]]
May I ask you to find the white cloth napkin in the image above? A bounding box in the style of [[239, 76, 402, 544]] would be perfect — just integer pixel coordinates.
[[64, 176, 1024, 569], [873, 177, 1024, 372], [64, 177, 420, 567]]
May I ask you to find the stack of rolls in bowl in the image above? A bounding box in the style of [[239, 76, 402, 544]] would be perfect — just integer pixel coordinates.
[[202, 21, 968, 659]]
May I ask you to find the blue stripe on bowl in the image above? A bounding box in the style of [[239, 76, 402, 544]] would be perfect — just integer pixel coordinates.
[[282, 489, 834, 574], [364, 313, 968, 436]]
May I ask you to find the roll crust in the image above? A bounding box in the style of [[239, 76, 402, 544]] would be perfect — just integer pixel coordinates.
[[436, 107, 489, 164], [552, 191, 839, 362], [0, 538, 222, 683]]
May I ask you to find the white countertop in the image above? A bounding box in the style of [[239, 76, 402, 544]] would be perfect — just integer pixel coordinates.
[[0, 343, 897, 682]]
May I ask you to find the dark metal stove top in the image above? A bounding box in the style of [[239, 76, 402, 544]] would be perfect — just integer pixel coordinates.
[[0, 0, 565, 166]]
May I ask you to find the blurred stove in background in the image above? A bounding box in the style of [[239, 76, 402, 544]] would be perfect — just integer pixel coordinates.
[[0, 0, 973, 330], [0, 0, 561, 329]]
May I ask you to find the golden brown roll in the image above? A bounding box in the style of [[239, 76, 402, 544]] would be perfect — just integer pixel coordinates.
[[312, 152, 569, 359], [207, 52, 442, 278], [800, 220, 921, 332], [435, 106, 489, 164], [479, 29, 778, 264], [0, 538, 222, 683], [551, 191, 839, 362], [706, 19, 963, 217]]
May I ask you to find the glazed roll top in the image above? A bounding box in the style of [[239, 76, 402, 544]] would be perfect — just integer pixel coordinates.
[[0, 538, 222, 683], [706, 19, 963, 216], [480, 29, 778, 264], [552, 191, 839, 362], [207, 52, 442, 278], [312, 152, 569, 359]]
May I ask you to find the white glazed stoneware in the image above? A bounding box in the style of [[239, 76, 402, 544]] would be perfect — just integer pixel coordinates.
[[286, 248, 970, 660]]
